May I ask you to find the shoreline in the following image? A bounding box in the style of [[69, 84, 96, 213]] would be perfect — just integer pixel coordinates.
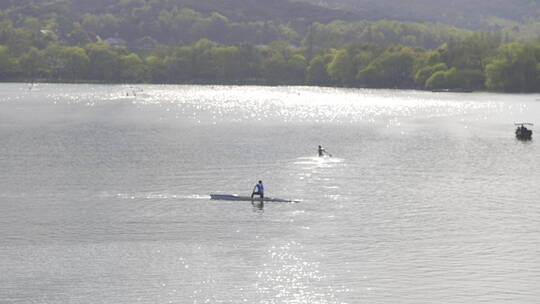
[[0, 80, 517, 94], [3, 81, 537, 95]]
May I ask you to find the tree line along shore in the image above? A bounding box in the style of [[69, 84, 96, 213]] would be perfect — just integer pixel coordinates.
[[1, 0, 540, 92], [2, 35, 539, 92]]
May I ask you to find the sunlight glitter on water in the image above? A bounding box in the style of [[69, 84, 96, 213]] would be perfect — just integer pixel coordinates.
[[1, 83, 540, 304], [255, 242, 342, 304], [4, 84, 524, 128], [129, 86, 518, 127]]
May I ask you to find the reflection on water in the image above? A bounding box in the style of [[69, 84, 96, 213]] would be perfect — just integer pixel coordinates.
[[255, 242, 340, 304], [1, 84, 539, 304], [252, 201, 265, 213], [294, 156, 345, 167]]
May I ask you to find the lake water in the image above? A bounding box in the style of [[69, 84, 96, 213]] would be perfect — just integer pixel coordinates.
[[1, 83, 539, 304]]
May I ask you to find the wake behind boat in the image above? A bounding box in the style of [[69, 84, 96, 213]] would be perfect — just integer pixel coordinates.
[[210, 194, 299, 203]]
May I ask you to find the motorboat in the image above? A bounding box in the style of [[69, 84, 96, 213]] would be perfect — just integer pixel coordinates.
[[515, 123, 533, 140]]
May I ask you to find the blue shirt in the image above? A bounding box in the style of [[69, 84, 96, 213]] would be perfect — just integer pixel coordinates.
[[256, 183, 264, 194]]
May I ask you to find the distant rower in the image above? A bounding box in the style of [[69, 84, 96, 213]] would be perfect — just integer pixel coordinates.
[[318, 145, 331, 157], [251, 180, 264, 201]]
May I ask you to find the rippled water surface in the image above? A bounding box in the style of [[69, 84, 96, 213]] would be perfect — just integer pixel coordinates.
[[1, 83, 539, 304]]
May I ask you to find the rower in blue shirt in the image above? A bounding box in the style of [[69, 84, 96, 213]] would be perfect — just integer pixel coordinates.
[[251, 180, 264, 202]]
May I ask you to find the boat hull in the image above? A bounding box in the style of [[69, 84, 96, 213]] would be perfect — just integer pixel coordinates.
[[516, 129, 533, 140], [210, 194, 297, 203]]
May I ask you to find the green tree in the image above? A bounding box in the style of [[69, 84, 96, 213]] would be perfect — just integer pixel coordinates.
[[67, 23, 96, 46], [19, 47, 46, 80], [165, 45, 195, 82], [192, 39, 218, 81], [357, 47, 416, 88], [261, 51, 287, 84], [260, 41, 293, 84], [415, 62, 448, 87], [286, 54, 307, 83], [306, 54, 331, 85], [0, 45, 17, 79], [3, 27, 33, 55], [425, 69, 449, 89], [211, 45, 242, 82], [85, 42, 120, 81], [485, 43, 540, 92], [351, 50, 375, 71], [425, 68, 484, 90], [42, 44, 90, 80], [441, 32, 501, 70], [235, 43, 262, 81], [207, 12, 229, 42], [120, 53, 146, 82], [327, 49, 354, 86], [145, 55, 168, 83]]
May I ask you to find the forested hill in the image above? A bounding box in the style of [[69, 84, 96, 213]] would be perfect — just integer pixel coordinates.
[[71, 0, 368, 23], [309, 0, 540, 30], [0, 0, 478, 49], [1, 0, 539, 92], [1, 0, 369, 24]]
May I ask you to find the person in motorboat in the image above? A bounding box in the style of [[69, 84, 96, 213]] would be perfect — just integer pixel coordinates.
[[318, 145, 332, 157], [251, 180, 264, 201], [515, 123, 533, 140], [516, 124, 524, 136]]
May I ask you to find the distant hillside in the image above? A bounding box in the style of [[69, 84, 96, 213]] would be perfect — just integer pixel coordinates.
[[306, 0, 540, 30], [2, 0, 369, 24], [0, 0, 471, 48], [1, 0, 539, 92], [3, 0, 540, 31]]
